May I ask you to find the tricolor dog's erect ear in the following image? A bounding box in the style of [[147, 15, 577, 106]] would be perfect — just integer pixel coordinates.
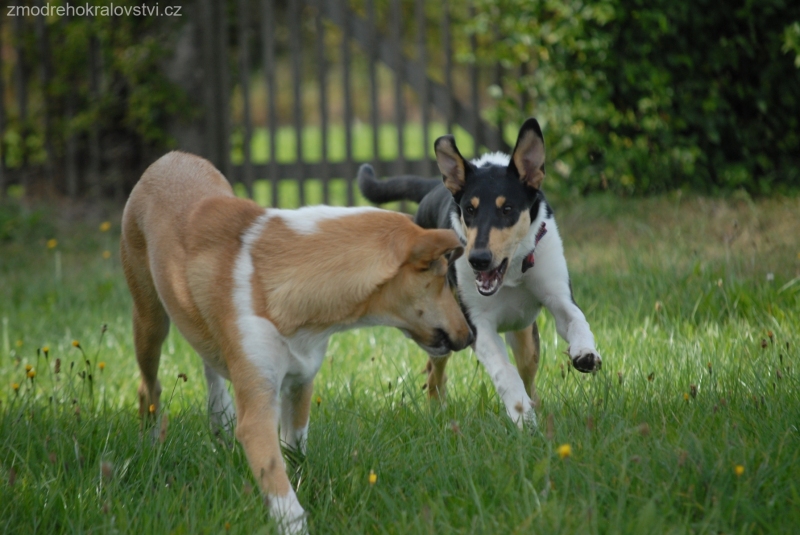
[[409, 229, 464, 270], [508, 118, 546, 190], [434, 135, 471, 196]]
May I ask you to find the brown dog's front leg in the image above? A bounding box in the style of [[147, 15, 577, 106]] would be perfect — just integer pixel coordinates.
[[232, 370, 307, 534]]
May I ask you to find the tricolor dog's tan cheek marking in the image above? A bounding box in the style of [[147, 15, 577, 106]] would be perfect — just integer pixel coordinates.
[[487, 210, 531, 262], [495, 196, 506, 209]]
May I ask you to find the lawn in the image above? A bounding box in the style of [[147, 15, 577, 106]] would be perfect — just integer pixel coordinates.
[[1, 191, 799, 534]]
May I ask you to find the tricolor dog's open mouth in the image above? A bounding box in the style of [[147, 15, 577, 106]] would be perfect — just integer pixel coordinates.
[[474, 258, 508, 296]]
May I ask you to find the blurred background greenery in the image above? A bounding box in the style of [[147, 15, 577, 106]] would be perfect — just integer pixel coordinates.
[[1, 0, 798, 199]]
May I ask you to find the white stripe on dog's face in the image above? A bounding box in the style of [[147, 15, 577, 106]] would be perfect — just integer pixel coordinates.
[[271, 206, 379, 235]]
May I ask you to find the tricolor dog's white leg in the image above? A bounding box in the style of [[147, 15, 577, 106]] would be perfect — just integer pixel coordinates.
[[473, 323, 536, 427], [529, 234, 601, 372], [204, 362, 236, 435]]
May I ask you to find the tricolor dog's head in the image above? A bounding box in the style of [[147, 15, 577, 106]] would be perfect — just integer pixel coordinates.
[[435, 118, 546, 296]]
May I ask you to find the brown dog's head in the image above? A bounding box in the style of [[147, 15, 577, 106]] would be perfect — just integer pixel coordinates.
[[435, 118, 546, 296], [370, 225, 473, 356]]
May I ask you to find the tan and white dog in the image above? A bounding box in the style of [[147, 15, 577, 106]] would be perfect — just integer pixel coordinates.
[[120, 152, 473, 533]]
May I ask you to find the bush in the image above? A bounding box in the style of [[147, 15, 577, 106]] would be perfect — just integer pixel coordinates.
[[474, 0, 800, 195]]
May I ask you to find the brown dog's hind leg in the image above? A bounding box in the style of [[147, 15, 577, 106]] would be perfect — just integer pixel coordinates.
[[507, 322, 541, 408], [280, 381, 314, 454], [121, 242, 170, 421], [424, 353, 451, 400]]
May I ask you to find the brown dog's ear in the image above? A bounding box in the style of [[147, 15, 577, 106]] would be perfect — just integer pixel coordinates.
[[435, 135, 471, 196], [508, 118, 546, 190], [408, 229, 463, 269]]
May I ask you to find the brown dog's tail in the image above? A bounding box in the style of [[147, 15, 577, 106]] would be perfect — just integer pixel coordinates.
[[357, 164, 440, 205]]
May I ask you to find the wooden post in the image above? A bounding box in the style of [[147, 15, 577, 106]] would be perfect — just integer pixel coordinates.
[[289, 0, 305, 205], [314, 0, 330, 203], [238, 0, 254, 197], [260, 0, 279, 207]]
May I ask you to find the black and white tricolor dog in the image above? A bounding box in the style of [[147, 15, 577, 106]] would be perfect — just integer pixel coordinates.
[[357, 118, 601, 426]]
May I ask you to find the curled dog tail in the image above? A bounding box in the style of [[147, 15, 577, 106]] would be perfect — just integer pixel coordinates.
[[357, 164, 440, 205]]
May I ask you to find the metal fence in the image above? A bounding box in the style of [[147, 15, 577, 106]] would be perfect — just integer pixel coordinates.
[[1, 0, 517, 205]]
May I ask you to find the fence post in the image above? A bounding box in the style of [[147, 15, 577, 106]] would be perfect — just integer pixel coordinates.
[[237, 0, 254, 198], [259, 0, 279, 207], [367, 0, 380, 178], [415, 0, 430, 176], [314, 0, 330, 204], [0, 16, 5, 199], [289, 0, 305, 205]]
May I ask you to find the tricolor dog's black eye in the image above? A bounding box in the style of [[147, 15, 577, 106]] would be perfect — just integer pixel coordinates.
[[502, 205, 512, 215], [465, 205, 476, 216]]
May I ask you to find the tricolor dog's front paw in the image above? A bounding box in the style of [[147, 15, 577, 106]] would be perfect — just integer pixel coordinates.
[[570, 347, 602, 373]]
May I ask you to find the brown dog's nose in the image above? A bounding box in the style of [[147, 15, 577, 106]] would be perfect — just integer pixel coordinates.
[[442, 326, 474, 352]]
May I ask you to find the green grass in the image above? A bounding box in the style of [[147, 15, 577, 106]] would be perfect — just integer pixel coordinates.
[[1, 193, 799, 534]]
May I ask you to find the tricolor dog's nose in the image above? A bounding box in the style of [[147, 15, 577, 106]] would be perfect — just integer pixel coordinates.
[[469, 249, 493, 271]]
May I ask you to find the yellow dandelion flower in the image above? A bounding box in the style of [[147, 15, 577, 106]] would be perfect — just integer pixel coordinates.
[[368, 470, 377, 485], [12, 383, 20, 392], [224, 522, 231, 531], [99, 221, 112, 232], [149, 404, 156, 414], [47, 239, 58, 249], [72, 340, 80, 348], [25, 364, 32, 372], [98, 362, 106, 371], [683, 392, 690, 401], [42, 345, 50, 354], [27, 369, 36, 379], [102, 250, 112, 260], [557, 444, 572, 459], [15, 339, 23, 348], [316, 396, 322, 407], [735, 465, 744, 477]]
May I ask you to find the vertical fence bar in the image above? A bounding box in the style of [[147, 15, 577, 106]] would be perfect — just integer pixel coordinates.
[[261, 0, 279, 207], [519, 62, 529, 115], [314, 0, 330, 204], [442, 0, 454, 134], [217, 0, 231, 179], [238, 0, 254, 197], [61, 15, 78, 198], [415, 0, 430, 174], [289, 0, 305, 205], [13, 15, 30, 194], [468, 2, 481, 154], [492, 24, 504, 151], [367, 0, 380, 177], [200, 0, 220, 172], [341, 4, 354, 205], [0, 17, 4, 199], [390, 0, 405, 180], [35, 1, 55, 189], [88, 34, 102, 197]]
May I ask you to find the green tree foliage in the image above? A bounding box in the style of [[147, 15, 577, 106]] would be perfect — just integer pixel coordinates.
[[5, 3, 190, 174], [474, 0, 800, 195]]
